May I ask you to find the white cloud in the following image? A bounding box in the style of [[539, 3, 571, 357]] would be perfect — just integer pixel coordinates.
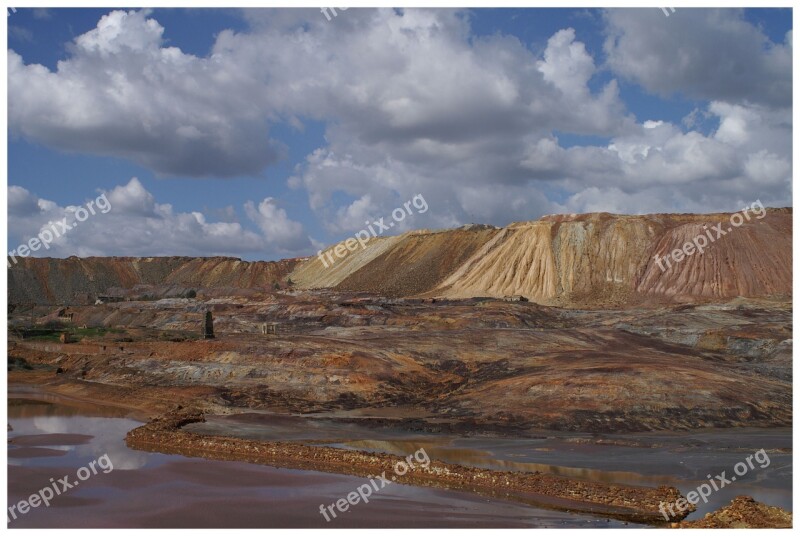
[[8, 186, 41, 217], [32, 8, 53, 20], [7, 7, 793, 243], [9, 26, 34, 43], [9, 10, 283, 177], [8, 178, 313, 258], [604, 8, 792, 107], [531, 101, 791, 214], [244, 197, 311, 252]]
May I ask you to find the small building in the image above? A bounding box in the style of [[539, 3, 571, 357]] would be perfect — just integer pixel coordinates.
[[59, 332, 72, 344], [95, 296, 124, 305], [55, 308, 75, 322], [261, 323, 278, 336], [504, 295, 529, 302]]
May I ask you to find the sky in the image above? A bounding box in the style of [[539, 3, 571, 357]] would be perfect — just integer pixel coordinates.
[[7, 7, 793, 261]]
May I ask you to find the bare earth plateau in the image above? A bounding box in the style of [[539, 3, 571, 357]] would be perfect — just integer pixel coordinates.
[[7, 210, 793, 527]]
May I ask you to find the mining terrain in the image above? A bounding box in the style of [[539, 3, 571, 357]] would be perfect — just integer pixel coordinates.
[[7, 291, 793, 433], [7, 209, 793, 527], [10, 209, 792, 307]]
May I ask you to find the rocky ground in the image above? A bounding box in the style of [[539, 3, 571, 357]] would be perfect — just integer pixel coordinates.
[[7, 208, 792, 528], [678, 496, 793, 528], [8, 291, 792, 433], [8, 289, 793, 528]]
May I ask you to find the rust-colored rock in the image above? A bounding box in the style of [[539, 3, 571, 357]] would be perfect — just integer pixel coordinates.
[[8, 210, 791, 308], [291, 209, 791, 306], [678, 496, 792, 528], [9, 256, 301, 305]]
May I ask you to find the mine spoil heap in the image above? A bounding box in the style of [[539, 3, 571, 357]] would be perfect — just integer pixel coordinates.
[[9, 209, 792, 308], [126, 409, 692, 525], [8, 208, 793, 527]]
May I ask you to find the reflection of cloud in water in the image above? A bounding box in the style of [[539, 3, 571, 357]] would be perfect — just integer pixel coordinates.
[[24, 416, 149, 470], [31, 416, 73, 434]]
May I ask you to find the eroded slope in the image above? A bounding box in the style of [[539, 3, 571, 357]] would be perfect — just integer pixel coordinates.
[[290, 209, 792, 306]]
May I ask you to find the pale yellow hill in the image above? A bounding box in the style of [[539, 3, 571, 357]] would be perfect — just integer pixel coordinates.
[[286, 210, 792, 306], [290, 235, 404, 289]]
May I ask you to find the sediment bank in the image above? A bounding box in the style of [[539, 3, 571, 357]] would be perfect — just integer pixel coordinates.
[[678, 496, 792, 528], [126, 409, 691, 525]]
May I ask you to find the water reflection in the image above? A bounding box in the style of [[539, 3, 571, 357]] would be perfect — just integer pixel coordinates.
[[188, 411, 793, 519], [7, 392, 637, 528], [9, 398, 150, 471]]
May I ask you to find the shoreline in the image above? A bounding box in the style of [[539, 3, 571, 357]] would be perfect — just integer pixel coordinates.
[[9, 383, 792, 527], [125, 408, 691, 525]]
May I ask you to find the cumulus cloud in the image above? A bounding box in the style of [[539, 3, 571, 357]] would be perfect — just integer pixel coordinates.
[[9, 10, 283, 177], [8, 186, 41, 217], [8, 178, 313, 258], [531, 101, 792, 214], [604, 8, 792, 107], [244, 198, 311, 252], [7, 7, 793, 243]]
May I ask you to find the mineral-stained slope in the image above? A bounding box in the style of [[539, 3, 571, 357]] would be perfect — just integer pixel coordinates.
[[637, 211, 792, 300], [288, 235, 405, 289], [293, 209, 792, 306], [431, 216, 659, 304], [9, 257, 300, 305], [336, 227, 501, 297], [7, 209, 791, 307]]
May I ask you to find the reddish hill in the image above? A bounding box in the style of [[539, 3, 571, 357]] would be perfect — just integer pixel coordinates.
[[8, 256, 300, 305], [293, 209, 792, 306], [8, 209, 791, 307]]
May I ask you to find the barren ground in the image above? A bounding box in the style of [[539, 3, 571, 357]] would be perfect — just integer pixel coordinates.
[[8, 289, 793, 528], [8, 291, 791, 433]]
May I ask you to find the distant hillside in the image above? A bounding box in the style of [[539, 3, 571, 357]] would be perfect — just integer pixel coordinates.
[[8, 257, 300, 305], [292, 208, 792, 306], [8, 209, 792, 307]]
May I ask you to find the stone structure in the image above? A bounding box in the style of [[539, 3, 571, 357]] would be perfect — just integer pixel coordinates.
[[261, 323, 277, 336], [56, 308, 75, 322], [202, 311, 215, 339]]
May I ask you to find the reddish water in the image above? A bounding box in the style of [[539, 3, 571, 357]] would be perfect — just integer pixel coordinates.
[[8, 389, 636, 528], [189, 411, 794, 519]]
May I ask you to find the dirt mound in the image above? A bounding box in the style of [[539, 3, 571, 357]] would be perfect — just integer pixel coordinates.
[[289, 235, 404, 289], [8, 257, 300, 305], [8, 209, 792, 308], [679, 496, 792, 528], [337, 228, 500, 296], [638, 211, 792, 300], [289, 209, 792, 306]]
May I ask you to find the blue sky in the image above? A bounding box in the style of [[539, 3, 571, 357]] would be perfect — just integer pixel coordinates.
[[9, 8, 329, 249], [7, 8, 793, 260]]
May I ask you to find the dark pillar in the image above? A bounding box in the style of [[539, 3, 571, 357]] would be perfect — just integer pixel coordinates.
[[203, 311, 215, 339]]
